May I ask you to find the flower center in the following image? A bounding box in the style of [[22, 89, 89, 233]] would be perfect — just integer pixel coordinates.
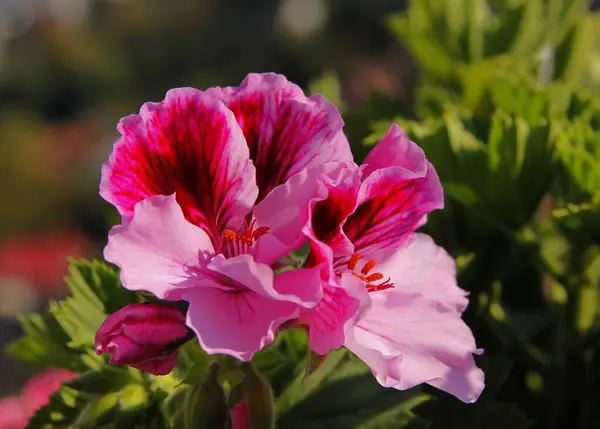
[[338, 252, 394, 293], [221, 219, 269, 257]]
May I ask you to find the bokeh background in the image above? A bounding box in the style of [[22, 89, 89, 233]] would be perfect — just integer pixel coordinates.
[[3, 1, 600, 428]]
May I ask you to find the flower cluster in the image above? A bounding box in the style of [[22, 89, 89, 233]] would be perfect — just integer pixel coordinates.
[[95, 73, 484, 403]]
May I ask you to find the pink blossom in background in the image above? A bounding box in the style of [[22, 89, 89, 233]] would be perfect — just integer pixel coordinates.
[[95, 303, 190, 375], [0, 232, 91, 296], [0, 396, 28, 429], [274, 124, 484, 402], [0, 369, 75, 429], [101, 74, 352, 362]]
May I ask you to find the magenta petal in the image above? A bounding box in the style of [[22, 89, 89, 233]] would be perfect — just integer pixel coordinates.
[[309, 163, 362, 259], [253, 163, 346, 248], [377, 233, 469, 312], [208, 254, 320, 307], [273, 266, 322, 307], [100, 87, 258, 241], [345, 126, 444, 258], [361, 124, 428, 178], [131, 353, 179, 376], [345, 291, 484, 403], [184, 287, 299, 361], [104, 335, 157, 364], [104, 194, 214, 300], [206, 73, 352, 202], [304, 283, 360, 355]]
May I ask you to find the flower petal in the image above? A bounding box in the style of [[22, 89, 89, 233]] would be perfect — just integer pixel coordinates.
[[344, 125, 444, 258], [100, 87, 258, 243], [206, 73, 352, 202], [184, 287, 299, 361], [361, 124, 428, 178], [308, 163, 361, 259], [104, 194, 215, 300], [131, 353, 179, 376], [376, 233, 469, 312], [208, 254, 321, 307], [303, 282, 360, 355], [345, 291, 484, 403]]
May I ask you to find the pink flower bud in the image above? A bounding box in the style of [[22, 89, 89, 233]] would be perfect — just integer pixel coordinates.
[[95, 303, 189, 375]]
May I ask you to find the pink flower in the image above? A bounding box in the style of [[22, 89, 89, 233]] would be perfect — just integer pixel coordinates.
[[0, 369, 76, 429], [102, 74, 349, 361], [277, 125, 484, 402], [95, 303, 190, 375], [0, 396, 28, 429], [21, 369, 75, 413]]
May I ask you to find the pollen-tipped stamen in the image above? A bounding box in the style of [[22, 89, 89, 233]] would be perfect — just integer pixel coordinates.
[[343, 253, 395, 293], [221, 220, 270, 257]]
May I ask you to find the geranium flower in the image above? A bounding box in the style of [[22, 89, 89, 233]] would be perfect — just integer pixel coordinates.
[[273, 124, 484, 402], [102, 74, 351, 361]]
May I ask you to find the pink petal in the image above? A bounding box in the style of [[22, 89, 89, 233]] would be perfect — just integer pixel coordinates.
[[344, 125, 443, 258], [253, 163, 345, 246], [303, 282, 360, 355], [184, 287, 299, 361], [345, 291, 484, 403], [131, 353, 179, 376], [297, 241, 364, 355], [0, 396, 28, 429], [309, 163, 362, 259], [104, 194, 215, 300], [208, 254, 321, 307], [376, 233, 469, 312], [361, 124, 428, 178], [206, 73, 352, 202], [100, 87, 258, 243], [273, 267, 323, 307]]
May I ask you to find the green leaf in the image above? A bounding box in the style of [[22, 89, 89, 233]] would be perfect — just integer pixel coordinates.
[[174, 340, 213, 384], [278, 369, 430, 429], [276, 348, 349, 414], [64, 367, 140, 395], [576, 247, 600, 334], [7, 259, 139, 371], [556, 120, 600, 198], [420, 398, 532, 429], [305, 350, 328, 378], [71, 392, 119, 429], [52, 259, 138, 349], [6, 312, 77, 370]]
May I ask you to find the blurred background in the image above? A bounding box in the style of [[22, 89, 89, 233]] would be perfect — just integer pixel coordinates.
[[3, 1, 600, 428]]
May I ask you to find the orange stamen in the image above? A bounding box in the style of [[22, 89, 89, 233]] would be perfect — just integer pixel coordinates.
[[221, 221, 270, 256], [222, 230, 238, 240], [366, 272, 384, 282], [361, 260, 376, 275], [343, 254, 394, 293], [348, 253, 360, 271]]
